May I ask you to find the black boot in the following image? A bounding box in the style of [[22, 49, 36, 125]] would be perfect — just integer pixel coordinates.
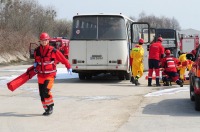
[[43, 105, 53, 116], [156, 78, 161, 86], [130, 76, 135, 84], [176, 80, 183, 87], [135, 80, 140, 86], [148, 78, 152, 86], [163, 81, 169, 86], [162, 77, 169, 86]]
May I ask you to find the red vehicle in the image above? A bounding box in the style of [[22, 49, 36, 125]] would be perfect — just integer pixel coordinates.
[[180, 35, 199, 53], [29, 37, 70, 59], [187, 45, 200, 111]]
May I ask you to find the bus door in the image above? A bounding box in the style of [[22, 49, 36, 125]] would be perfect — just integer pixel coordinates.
[[131, 22, 150, 71]]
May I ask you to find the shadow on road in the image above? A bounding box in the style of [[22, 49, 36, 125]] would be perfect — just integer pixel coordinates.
[[142, 98, 200, 116], [27, 73, 124, 84], [0, 112, 41, 117]]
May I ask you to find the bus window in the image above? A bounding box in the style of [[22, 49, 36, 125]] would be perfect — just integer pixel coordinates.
[[131, 24, 140, 43], [71, 16, 97, 40], [98, 16, 126, 40], [131, 23, 150, 43], [156, 29, 176, 39], [71, 16, 127, 40]]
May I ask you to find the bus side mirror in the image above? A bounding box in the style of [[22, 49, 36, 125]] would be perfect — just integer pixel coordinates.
[[186, 54, 195, 61]]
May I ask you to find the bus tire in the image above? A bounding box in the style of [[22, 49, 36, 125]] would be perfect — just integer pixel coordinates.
[[79, 73, 86, 80], [118, 72, 125, 80], [86, 74, 92, 80], [125, 72, 131, 80]]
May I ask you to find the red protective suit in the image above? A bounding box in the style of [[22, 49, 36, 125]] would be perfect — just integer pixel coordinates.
[[148, 41, 165, 86], [161, 56, 179, 73], [161, 55, 182, 86], [34, 44, 71, 114], [149, 41, 165, 60]]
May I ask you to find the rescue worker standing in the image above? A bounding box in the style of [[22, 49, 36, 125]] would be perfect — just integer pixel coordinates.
[[34, 32, 72, 116], [130, 38, 144, 85], [161, 50, 183, 87], [148, 37, 165, 86]]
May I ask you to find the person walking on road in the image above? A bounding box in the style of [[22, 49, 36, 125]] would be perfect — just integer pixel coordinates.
[[148, 37, 165, 86], [161, 50, 183, 87], [34, 32, 72, 116], [130, 38, 144, 85]]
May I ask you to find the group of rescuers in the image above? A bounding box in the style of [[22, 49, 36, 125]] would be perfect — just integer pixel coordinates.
[[130, 36, 193, 87], [31, 32, 193, 116]]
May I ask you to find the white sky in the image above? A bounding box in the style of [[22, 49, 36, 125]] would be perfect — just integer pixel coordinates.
[[38, 0, 200, 30]]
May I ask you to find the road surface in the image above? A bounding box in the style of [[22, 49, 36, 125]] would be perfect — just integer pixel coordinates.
[[0, 64, 199, 132]]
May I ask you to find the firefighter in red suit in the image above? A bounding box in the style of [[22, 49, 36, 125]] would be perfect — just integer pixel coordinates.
[[148, 37, 165, 86], [34, 32, 72, 116], [161, 50, 183, 87]]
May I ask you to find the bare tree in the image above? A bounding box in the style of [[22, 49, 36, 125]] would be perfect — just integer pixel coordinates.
[[0, 0, 72, 62], [137, 12, 181, 30]]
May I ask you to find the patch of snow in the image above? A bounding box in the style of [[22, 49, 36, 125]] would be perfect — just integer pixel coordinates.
[[144, 87, 189, 97]]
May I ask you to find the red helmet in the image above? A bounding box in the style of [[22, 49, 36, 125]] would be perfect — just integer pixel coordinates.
[[40, 32, 50, 40], [139, 38, 144, 44], [165, 50, 171, 55], [157, 37, 163, 42]]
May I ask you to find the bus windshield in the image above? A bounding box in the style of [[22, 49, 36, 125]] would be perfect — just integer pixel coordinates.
[[156, 29, 176, 39], [71, 16, 126, 40]]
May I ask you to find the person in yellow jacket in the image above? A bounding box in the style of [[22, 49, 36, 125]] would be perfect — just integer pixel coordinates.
[[130, 38, 144, 85], [178, 51, 188, 81]]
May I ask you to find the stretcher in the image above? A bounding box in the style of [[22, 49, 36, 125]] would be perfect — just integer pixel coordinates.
[[7, 66, 37, 92]]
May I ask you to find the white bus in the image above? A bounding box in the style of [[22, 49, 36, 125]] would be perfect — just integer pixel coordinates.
[[69, 13, 150, 80]]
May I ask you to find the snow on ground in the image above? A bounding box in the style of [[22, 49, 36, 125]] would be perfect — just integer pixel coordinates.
[[144, 87, 189, 97], [0, 68, 78, 87], [0, 68, 188, 96]]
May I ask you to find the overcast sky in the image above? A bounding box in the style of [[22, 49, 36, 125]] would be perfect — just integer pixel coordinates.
[[38, 0, 200, 30]]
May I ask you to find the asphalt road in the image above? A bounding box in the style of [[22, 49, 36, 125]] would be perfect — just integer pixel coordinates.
[[0, 64, 199, 132]]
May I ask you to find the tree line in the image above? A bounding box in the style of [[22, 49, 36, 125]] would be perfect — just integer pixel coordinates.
[[136, 12, 181, 30], [0, 0, 71, 56], [0, 0, 181, 59]]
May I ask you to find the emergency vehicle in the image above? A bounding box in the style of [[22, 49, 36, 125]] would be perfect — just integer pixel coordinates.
[[180, 35, 199, 53], [187, 45, 200, 111], [29, 37, 70, 59]]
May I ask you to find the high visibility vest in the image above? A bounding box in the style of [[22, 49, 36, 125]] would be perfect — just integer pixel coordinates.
[[34, 46, 57, 74], [165, 57, 176, 68], [130, 45, 144, 63]]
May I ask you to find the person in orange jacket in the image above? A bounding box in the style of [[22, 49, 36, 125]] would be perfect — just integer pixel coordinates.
[[148, 37, 165, 86], [34, 32, 72, 116], [130, 38, 144, 85]]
